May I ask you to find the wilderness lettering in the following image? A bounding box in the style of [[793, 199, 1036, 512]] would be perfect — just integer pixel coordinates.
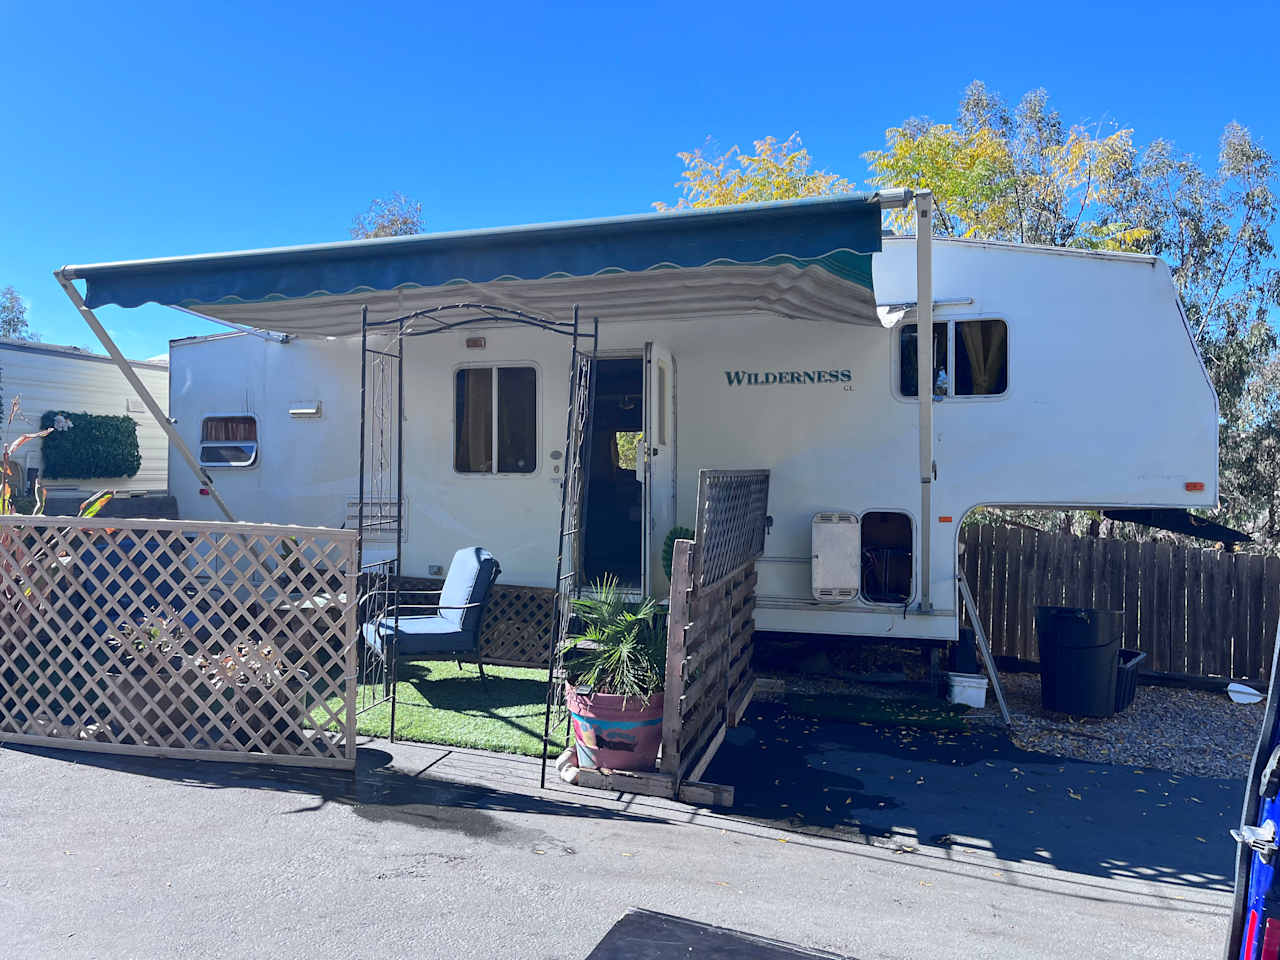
[[724, 369, 852, 386]]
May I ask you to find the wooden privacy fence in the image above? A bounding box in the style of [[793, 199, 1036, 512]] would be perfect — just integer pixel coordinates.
[[961, 523, 1280, 683], [660, 469, 770, 793], [0, 516, 358, 768]]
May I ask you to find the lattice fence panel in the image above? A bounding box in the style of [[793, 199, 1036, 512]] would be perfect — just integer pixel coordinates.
[[0, 517, 358, 768], [693, 470, 771, 587]]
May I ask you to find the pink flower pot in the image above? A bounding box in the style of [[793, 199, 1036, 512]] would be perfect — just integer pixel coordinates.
[[564, 683, 664, 772]]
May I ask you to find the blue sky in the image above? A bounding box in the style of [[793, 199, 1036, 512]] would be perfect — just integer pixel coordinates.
[[2, 0, 1276, 360]]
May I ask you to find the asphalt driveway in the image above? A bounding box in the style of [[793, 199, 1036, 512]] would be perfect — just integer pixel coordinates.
[[0, 715, 1235, 959], [704, 700, 1239, 893]]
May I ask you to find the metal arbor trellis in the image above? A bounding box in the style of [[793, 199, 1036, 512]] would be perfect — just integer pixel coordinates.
[[353, 302, 598, 748]]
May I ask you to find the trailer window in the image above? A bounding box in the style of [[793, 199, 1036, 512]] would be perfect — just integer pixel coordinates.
[[899, 319, 1007, 397], [455, 366, 537, 474], [953, 319, 1007, 395], [200, 416, 257, 467], [898, 322, 948, 398], [861, 511, 913, 604]]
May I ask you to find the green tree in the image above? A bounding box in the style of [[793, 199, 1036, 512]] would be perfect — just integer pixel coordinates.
[[655, 133, 850, 210], [351, 192, 425, 239], [1117, 125, 1280, 539], [0, 286, 37, 341], [865, 82, 1144, 249]]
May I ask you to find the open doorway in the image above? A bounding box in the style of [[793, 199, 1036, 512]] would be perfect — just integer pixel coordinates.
[[583, 357, 643, 586]]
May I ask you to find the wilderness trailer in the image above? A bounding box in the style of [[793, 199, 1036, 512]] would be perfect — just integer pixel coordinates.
[[55, 193, 1218, 654]]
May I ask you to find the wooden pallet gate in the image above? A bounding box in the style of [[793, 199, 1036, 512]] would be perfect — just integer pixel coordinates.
[[575, 469, 769, 805]]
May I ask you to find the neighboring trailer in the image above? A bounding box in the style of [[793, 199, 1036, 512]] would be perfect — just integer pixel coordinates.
[[0, 337, 168, 493], [164, 234, 1217, 644]]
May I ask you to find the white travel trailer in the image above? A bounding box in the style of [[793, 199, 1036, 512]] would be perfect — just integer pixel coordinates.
[[0, 337, 169, 494], [56, 193, 1218, 645]]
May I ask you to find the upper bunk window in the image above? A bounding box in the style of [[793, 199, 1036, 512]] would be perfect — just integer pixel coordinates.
[[455, 365, 537, 474], [200, 415, 258, 467], [899, 318, 1008, 398]]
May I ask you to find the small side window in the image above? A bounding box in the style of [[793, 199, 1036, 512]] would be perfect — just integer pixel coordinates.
[[861, 511, 913, 604], [898, 322, 948, 398], [200, 416, 258, 467], [953, 319, 1008, 395]]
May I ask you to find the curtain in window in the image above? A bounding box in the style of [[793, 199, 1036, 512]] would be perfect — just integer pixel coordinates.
[[202, 416, 256, 442], [496, 368, 536, 473], [957, 320, 1007, 395], [455, 369, 493, 472]]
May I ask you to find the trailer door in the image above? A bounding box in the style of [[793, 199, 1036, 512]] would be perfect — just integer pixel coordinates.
[[642, 342, 676, 594]]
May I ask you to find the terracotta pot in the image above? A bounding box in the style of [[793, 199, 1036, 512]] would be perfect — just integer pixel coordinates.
[[564, 682, 664, 772]]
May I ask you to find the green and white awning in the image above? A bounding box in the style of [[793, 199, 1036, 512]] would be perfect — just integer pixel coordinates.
[[61, 195, 886, 336]]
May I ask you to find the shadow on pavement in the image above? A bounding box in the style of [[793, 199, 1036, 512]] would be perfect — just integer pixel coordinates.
[[1, 740, 663, 836], [702, 700, 1240, 893]]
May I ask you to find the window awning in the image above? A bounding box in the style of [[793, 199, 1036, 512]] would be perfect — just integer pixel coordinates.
[[60, 195, 885, 337]]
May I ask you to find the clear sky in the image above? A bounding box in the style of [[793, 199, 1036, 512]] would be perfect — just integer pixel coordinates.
[[2, 0, 1276, 360]]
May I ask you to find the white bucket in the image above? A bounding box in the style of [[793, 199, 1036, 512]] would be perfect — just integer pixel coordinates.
[[948, 672, 988, 709]]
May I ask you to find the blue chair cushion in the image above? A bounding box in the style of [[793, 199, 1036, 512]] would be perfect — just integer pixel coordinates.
[[438, 547, 498, 631], [363, 615, 478, 658]]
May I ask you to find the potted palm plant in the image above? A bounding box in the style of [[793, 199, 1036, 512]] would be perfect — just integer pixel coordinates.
[[562, 575, 666, 772]]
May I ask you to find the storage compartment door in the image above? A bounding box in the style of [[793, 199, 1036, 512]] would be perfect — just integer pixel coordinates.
[[811, 512, 860, 602]]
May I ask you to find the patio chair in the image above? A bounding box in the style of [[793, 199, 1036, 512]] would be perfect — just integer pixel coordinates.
[[362, 546, 501, 686]]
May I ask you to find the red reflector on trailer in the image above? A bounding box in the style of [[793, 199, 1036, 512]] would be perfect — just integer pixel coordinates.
[[938, 516, 953, 523], [1262, 917, 1280, 960], [198, 488, 210, 496], [1186, 481, 1206, 491]]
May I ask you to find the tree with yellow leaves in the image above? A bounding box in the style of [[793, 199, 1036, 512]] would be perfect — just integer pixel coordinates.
[[654, 133, 850, 211], [865, 83, 1145, 251]]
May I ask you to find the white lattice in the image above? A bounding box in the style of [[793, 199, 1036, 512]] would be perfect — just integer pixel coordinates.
[[0, 516, 358, 769]]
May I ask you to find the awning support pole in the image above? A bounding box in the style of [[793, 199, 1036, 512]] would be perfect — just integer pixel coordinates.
[[915, 191, 934, 613], [53, 270, 238, 523]]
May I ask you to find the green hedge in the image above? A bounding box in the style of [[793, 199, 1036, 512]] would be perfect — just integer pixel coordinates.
[[40, 410, 142, 479]]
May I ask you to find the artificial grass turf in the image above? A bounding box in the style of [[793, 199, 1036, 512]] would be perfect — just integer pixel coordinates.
[[338, 660, 567, 758]]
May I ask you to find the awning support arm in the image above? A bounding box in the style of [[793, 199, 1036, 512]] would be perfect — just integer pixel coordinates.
[[915, 192, 934, 613], [54, 269, 238, 523]]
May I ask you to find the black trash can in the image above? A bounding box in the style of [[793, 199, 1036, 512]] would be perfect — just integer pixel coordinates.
[[1035, 606, 1122, 717], [1114, 649, 1147, 713], [950, 626, 979, 674]]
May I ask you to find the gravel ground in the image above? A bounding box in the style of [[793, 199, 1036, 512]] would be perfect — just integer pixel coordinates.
[[978, 671, 1266, 779], [761, 669, 1267, 780]]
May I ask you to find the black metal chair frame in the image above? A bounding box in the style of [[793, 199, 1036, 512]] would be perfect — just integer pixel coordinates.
[[366, 560, 502, 690]]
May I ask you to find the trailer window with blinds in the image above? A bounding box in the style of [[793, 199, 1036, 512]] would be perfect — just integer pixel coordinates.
[[899, 318, 1007, 398], [455, 366, 537, 474], [199, 415, 258, 467]]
